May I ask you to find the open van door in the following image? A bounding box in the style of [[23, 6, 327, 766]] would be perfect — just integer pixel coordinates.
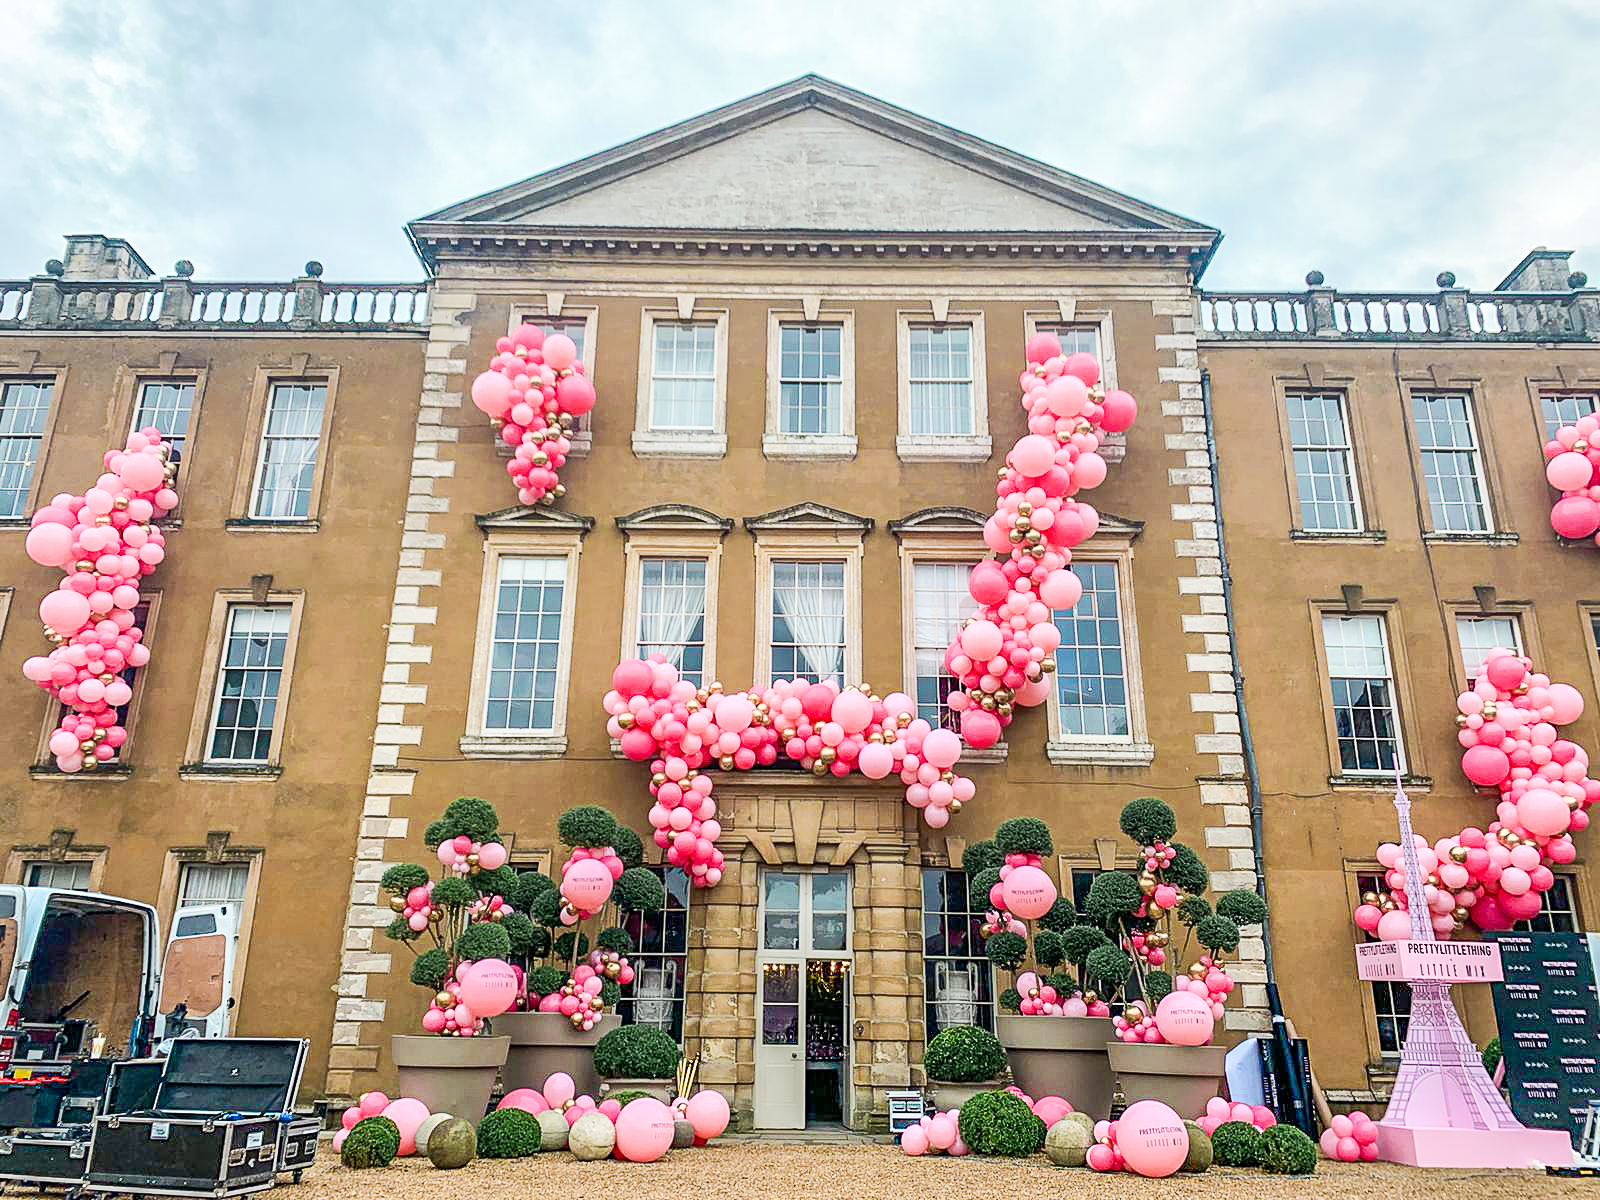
[[154, 905, 236, 1042]]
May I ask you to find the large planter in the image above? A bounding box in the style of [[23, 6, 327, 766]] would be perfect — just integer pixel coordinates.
[[391, 1034, 509, 1122], [925, 1080, 999, 1111], [495, 1011, 620, 1098], [1106, 1041, 1227, 1117], [998, 1015, 1117, 1120], [599, 1077, 675, 1103]]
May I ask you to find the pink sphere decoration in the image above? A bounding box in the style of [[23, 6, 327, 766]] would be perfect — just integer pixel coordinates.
[[1025, 332, 1062, 365], [357, 1091, 389, 1118], [858, 742, 895, 780], [1100, 390, 1138, 433], [380, 1097, 430, 1155], [960, 707, 1002, 749], [1461, 744, 1511, 787], [921, 728, 962, 769], [469, 370, 513, 418], [456, 957, 519, 1018], [1039, 568, 1083, 611], [40, 590, 91, 635], [926, 1113, 958, 1150], [498, 1088, 547, 1114], [1001, 865, 1057, 920], [332, 1129, 349, 1154], [542, 333, 578, 371], [562, 857, 615, 911], [542, 1072, 576, 1109], [1153, 991, 1215, 1046], [969, 562, 1010, 605], [960, 620, 1003, 661], [614, 1097, 675, 1162], [24, 523, 74, 568], [684, 1089, 730, 1140], [340, 1106, 361, 1131], [1516, 788, 1572, 837], [1376, 908, 1415, 941], [1548, 682, 1585, 725], [1551, 495, 1600, 539], [1117, 1100, 1189, 1178], [1547, 451, 1593, 491], [900, 1125, 929, 1156], [611, 659, 653, 698]]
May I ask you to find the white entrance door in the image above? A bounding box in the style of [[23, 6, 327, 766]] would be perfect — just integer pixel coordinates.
[[753, 870, 852, 1129]]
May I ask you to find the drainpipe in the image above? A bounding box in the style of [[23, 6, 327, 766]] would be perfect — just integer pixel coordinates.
[[1198, 369, 1280, 1012]]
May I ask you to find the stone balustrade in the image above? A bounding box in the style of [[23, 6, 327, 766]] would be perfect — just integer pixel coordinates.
[[1199, 270, 1599, 342]]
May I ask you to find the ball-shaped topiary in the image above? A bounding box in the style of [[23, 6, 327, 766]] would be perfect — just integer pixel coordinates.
[[527, 966, 566, 997], [1195, 914, 1241, 955], [1039, 896, 1077, 933], [968, 867, 1002, 913], [999, 987, 1022, 1013], [455, 922, 511, 963], [476, 1108, 542, 1159], [559, 806, 619, 850], [1167, 844, 1210, 894], [1144, 970, 1174, 1003], [594, 1024, 680, 1080], [553, 932, 590, 961], [435, 797, 500, 844], [615, 867, 666, 913], [380, 864, 431, 895], [531, 890, 564, 926], [611, 825, 646, 869], [1085, 944, 1132, 993], [510, 869, 555, 912], [1045, 973, 1076, 998], [472, 866, 519, 898], [423, 821, 450, 849], [962, 840, 1003, 875], [607, 1090, 654, 1107], [1177, 896, 1212, 925], [1033, 929, 1066, 969], [501, 912, 539, 956], [409, 948, 450, 991], [1120, 797, 1177, 846], [1062, 924, 1110, 966], [430, 876, 475, 908], [385, 918, 419, 943], [1085, 872, 1142, 926], [600, 979, 621, 1007], [956, 1090, 1046, 1157], [1259, 1124, 1317, 1175], [985, 932, 1027, 972], [923, 1026, 1006, 1083], [341, 1117, 401, 1169], [596, 926, 635, 955], [995, 817, 1054, 859], [1217, 888, 1268, 927], [1210, 1121, 1263, 1167]]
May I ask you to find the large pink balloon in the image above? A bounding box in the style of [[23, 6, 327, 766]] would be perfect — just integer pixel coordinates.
[[960, 707, 1002, 749], [1011, 434, 1057, 477], [469, 370, 513, 418], [542, 334, 578, 371], [1100, 390, 1138, 434], [1376, 908, 1414, 941], [960, 621, 1003, 661], [1117, 1100, 1189, 1178], [684, 1089, 731, 1140], [39, 590, 91, 635], [831, 690, 873, 734], [1001, 865, 1057, 920], [1025, 332, 1062, 365], [557, 374, 596, 415], [612, 659, 653, 698], [457, 957, 519, 1018], [24, 522, 74, 567], [117, 452, 164, 492], [1551, 495, 1600, 539], [1461, 744, 1511, 787], [1517, 788, 1572, 837], [922, 728, 962, 769], [542, 1072, 576, 1108], [1153, 991, 1214, 1047], [561, 858, 614, 912], [379, 1097, 430, 1155], [1547, 451, 1593, 491], [614, 1097, 675, 1162], [1547, 683, 1585, 725], [968, 562, 1010, 605], [1039, 569, 1083, 611], [857, 742, 894, 780]]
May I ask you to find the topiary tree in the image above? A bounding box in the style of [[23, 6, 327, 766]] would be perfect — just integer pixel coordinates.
[[956, 1090, 1046, 1156], [1120, 796, 1177, 846], [995, 817, 1053, 858], [1210, 1121, 1263, 1167], [341, 1117, 401, 1169], [1259, 1124, 1317, 1175], [962, 840, 1003, 875], [984, 931, 1027, 972], [475, 1108, 542, 1158], [923, 1026, 1007, 1083], [594, 1024, 680, 1080]]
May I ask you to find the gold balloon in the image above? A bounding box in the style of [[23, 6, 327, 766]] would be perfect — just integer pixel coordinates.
[[1449, 847, 1469, 864], [435, 991, 454, 1008], [1082, 990, 1098, 1005], [389, 896, 407, 912], [617, 713, 636, 730]]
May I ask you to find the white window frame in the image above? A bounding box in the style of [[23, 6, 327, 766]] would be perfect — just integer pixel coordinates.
[[1023, 307, 1121, 461], [1453, 613, 1524, 686], [463, 531, 583, 759], [1412, 391, 1493, 535], [1045, 543, 1153, 766], [620, 536, 722, 686], [894, 523, 1006, 762], [514, 305, 598, 456], [896, 311, 990, 462], [0, 377, 59, 521], [248, 380, 329, 522], [633, 308, 729, 459], [1536, 390, 1598, 442], [764, 309, 856, 461], [156, 846, 264, 1023], [25, 860, 93, 889], [181, 591, 303, 777], [202, 604, 297, 766], [1284, 390, 1364, 533], [1321, 613, 1407, 778], [753, 532, 864, 687]]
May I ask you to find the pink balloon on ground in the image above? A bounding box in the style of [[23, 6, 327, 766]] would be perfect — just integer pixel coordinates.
[[380, 1097, 430, 1155], [357, 1091, 389, 1117], [684, 1089, 730, 1140], [1117, 1100, 1188, 1177], [901, 1125, 928, 1156]]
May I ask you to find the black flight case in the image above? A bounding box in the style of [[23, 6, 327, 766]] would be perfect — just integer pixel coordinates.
[[84, 1038, 309, 1199], [0, 1058, 115, 1190]]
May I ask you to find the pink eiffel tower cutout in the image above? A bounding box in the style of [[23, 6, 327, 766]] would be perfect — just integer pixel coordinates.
[[1373, 770, 1573, 1167]]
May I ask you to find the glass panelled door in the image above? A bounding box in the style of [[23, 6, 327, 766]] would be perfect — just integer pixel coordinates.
[[753, 870, 852, 1128]]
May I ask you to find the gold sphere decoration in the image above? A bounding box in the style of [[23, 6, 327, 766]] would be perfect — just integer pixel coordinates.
[[1449, 847, 1469, 864], [388, 896, 407, 912]]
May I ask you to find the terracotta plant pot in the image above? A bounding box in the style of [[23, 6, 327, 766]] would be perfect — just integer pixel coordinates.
[[1106, 1041, 1227, 1117], [925, 1080, 1000, 1112], [494, 1011, 619, 1098], [391, 1034, 509, 1122], [599, 1077, 675, 1103], [997, 1014, 1117, 1119]]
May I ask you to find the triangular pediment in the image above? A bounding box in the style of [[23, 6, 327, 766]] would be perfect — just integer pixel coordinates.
[[475, 505, 596, 535], [616, 504, 734, 536], [416, 76, 1215, 239], [744, 502, 873, 534]]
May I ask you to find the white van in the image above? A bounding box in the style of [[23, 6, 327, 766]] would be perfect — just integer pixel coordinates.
[[0, 886, 162, 1062]]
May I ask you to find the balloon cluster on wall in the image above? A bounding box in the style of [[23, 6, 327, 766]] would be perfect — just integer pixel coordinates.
[[940, 337, 1137, 747], [469, 324, 596, 506], [20, 430, 178, 773], [1543, 415, 1600, 542], [605, 659, 973, 887], [1354, 647, 1593, 939]]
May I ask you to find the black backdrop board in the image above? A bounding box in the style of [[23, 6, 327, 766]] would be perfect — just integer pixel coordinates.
[[1487, 931, 1600, 1142]]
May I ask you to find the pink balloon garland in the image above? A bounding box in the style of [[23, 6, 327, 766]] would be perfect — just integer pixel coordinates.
[[21, 429, 178, 773], [941, 338, 1136, 740], [1543, 416, 1600, 541], [469, 324, 594, 506], [1354, 647, 1594, 939], [603, 662, 973, 888]]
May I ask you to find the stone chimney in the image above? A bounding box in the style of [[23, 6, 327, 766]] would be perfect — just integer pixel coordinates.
[[1495, 247, 1575, 292], [58, 234, 154, 281]]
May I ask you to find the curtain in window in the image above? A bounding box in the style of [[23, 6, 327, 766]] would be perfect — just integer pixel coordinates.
[[638, 566, 705, 668], [179, 863, 250, 906], [773, 568, 845, 683]]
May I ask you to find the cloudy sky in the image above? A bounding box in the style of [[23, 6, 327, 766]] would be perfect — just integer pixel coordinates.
[[2, 1, 1595, 291]]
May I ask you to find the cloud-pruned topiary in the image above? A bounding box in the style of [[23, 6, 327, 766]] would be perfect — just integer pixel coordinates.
[[1217, 888, 1268, 927], [962, 841, 1004, 875], [995, 817, 1054, 858], [924, 1026, 1007, 1083], [1119, 796, 1177, 846], [985, 931, 1027, 971], [968, 867, 1002, 913], [558, 806, 618, 850], [454, 921, 511, 963], [615, 866, 666, 913]]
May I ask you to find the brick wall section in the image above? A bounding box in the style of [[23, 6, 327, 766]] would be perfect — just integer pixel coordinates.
[[1155, 297, 1269, 1033], [324, 290, 476, 1098]]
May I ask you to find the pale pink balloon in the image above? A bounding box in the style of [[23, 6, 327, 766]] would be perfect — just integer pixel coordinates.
[[1154, 991, 1214, 1047], [1547, 451, 1593, 491], [24, 522, 74, 567], [470, 370, 514, 418], [117, 452, 164, 493], [1011, 434, 1056, 476], [922, 728, 962, 769], [543, 1072, 576, 1108], [1001, 865, 1057, 919], [1039, 568, 1083, 610], [561, 858, 614, 911], [357, 1091, 389, 1118], [457, 958, 518, 1018], [1117, 1100, 1188, 1177], [542, 334, 578, 371], [476, 841, 508, 870], [614, 1097, 675, 1162], [380, 1097, 430, 1155], [40, 590, 91, 635]]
